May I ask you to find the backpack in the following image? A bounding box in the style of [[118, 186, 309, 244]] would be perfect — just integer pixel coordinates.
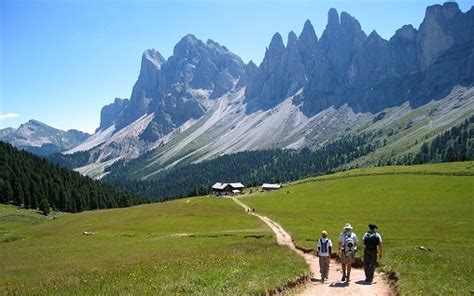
[[344, 236, 355, 251], [364, 232, 380, 249], [319, 238, 329, 253]]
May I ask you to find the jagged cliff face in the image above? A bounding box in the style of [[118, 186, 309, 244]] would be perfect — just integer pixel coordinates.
[[101, 35, 246, 141], [98, 98, 129, 132], [66, 35, 247, 176], [245, 2, 474, 115], [68, 2, 473, 178]]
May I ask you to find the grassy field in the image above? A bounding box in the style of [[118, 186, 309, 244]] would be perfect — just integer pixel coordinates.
[[0, 198, 307, 295], [242, 161, 474, 295]]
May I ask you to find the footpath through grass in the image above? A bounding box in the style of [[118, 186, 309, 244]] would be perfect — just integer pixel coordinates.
[[0, 197, 307, 295], [242, 161, 474, 295]]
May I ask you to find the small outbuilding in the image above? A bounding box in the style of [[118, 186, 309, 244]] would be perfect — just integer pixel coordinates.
[[261, 183, 282, 191], [212, 182, 245, 196]]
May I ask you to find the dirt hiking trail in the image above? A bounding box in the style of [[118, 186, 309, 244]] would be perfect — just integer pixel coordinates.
[[231, 197, 393, 295]]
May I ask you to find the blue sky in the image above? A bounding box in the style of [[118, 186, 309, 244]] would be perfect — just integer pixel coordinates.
[[1, 0, 472, 133]]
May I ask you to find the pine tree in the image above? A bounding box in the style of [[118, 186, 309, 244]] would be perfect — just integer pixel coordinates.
[[39, 198, 50, 216], [4, 181, 14, 203]]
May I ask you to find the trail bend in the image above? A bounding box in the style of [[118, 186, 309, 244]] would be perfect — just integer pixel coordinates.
[[231, 197, 393, 295]]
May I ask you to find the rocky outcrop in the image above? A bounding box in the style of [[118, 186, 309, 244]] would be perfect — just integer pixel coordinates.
[[105, 34, 246, 140], [121, 49, 165, 127], [98, 98, 129, 131], [80, 34, 247, 171]]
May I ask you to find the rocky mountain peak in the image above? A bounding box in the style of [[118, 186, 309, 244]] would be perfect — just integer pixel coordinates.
[[287, 31, 298, 48], [391, 25, 417, 42], [247, 60, 257, 69], [143, 49, 165, 68], [173, 34, 204, 58], [367, 30, 386, 45], [98, 98, 129, 131], [122, 49, 164, 127], [1, 120, 90, 156], [425, 2, 461, 20], [268, 32, 285, 53], [299, 19, 318, 45], [327, 8, 340, 29], [26, 119, 43, 126], [340, 11, 363, 34], [416, 2, 465, 69]]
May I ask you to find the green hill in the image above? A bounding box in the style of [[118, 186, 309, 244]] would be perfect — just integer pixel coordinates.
[[242, 161, 474, 294]]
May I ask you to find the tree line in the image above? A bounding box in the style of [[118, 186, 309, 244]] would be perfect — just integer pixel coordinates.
[[0, 142, 146, 214], [105, 131, 383, 200], [413, 116, 473, 164]]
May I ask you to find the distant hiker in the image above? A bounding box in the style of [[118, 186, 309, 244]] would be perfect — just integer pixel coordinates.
[[363, 223, 383, 283], [338, 223, 358, 283], [317, 230, 332, 282]]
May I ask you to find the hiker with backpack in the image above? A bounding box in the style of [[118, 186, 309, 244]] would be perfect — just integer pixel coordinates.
[[363, 223, 383, 283], [316, 230, 332, 282], [338, 223, 358, 283]]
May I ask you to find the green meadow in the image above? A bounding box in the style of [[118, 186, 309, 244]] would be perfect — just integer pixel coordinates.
[[1, 162, 473, 295], [0, 198, 307, 295], [242, 161, 474, 295]]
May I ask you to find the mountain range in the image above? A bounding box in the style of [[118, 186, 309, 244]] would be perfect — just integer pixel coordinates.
[[0, 120, 89, 156], [2, 2, 473, 182]]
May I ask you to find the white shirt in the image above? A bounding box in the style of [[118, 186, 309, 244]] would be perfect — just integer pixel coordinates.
[[339, 231, 358, 249], [317, 237, 333, 256]]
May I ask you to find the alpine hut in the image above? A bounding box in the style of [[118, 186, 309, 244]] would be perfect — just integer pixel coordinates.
[[211, 182, 245, 196], [261, 183, 282, 191]]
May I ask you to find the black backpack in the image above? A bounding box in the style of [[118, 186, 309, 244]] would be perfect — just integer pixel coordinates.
[[364, 232, 380, 249]]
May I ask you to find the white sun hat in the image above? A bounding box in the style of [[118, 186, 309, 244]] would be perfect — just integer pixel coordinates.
[[343, 223, 353, 230]]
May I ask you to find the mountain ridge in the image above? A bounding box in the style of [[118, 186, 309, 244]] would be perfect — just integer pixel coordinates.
[[0, 120, 90, 156], [54, 2, 473, 180]]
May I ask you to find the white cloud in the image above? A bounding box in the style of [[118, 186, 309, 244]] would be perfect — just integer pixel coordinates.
[[0, 113, 20, 121]]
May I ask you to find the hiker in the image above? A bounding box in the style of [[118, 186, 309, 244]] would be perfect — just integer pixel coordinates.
[[363, 223, 383, 283], [338, 223, 358, 283], [316, 230, 332, 282]]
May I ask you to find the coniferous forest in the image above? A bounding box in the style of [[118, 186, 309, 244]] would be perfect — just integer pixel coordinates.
[[0, 142, 146, 213], [105, 131, 383, 200], [2, 116, 472, 208], [413, 116, 474, 164], [106, 117, 474, 201]]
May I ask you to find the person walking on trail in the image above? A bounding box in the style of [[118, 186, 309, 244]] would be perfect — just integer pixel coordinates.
[[316, 230, 332, 282], [338, 223, 358, 283], [363, 223, 383, 283]]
